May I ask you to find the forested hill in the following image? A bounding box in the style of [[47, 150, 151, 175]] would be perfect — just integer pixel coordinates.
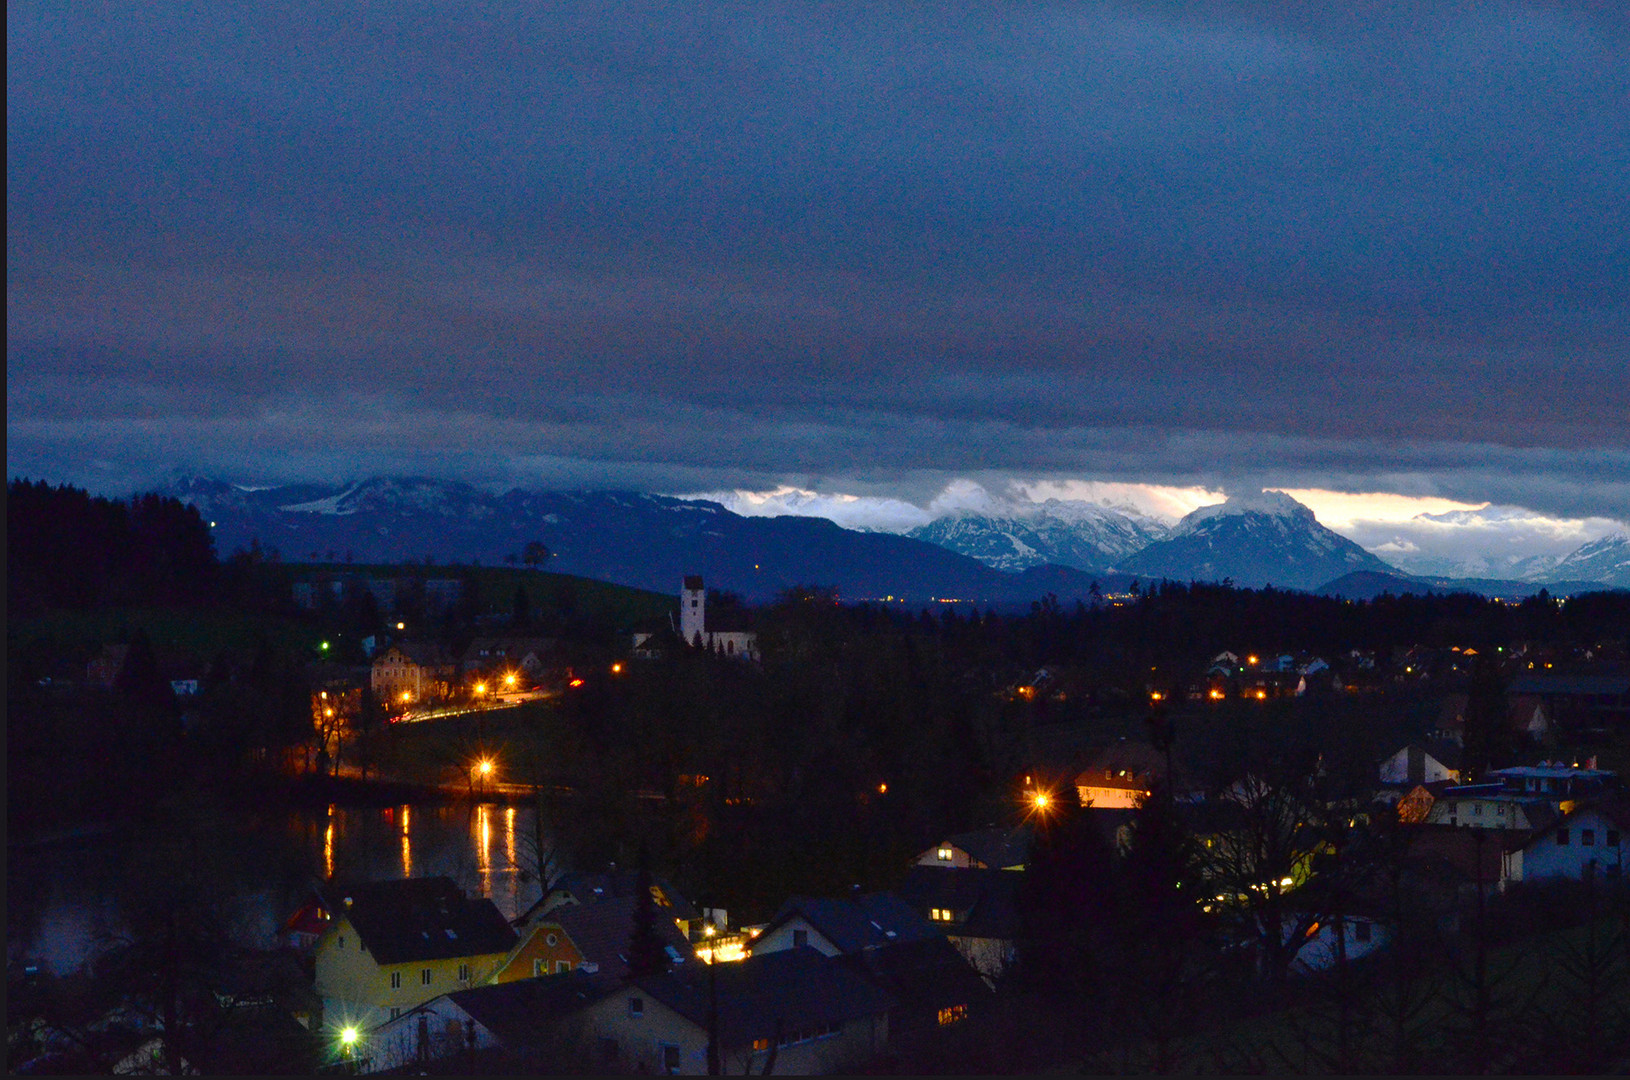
[[8, 479, 219, 616]]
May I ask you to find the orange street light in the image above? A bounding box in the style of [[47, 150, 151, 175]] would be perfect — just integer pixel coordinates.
[[504, 673, 517, 687], [474, 682, 487, 695], [611, 663, 623, 674]]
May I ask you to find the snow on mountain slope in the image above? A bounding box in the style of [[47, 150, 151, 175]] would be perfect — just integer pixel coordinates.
[[1118, 491, 1396, 590], [906, 500, 1169, 572]]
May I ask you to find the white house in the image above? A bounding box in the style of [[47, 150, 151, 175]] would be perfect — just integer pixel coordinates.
[[1378, 744, 1461, 786], [1507, 803, 1630, 883], [1288, 915, 1391, 974]]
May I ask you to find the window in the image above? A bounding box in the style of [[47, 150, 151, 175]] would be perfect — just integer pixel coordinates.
[[546, 933, 558, 946], [1558, 828, 1571, 846], [458, 963, 471, 981], [629, 996, 644, 1018], [938, 1004, 968, 1026], [390, 971, 401, 989], [557, 960, 572, 974], [338, 936, 345, 950], [390, 1007, 401, 1020], [1582, 830, 1596, 847], [937, 847, 953, 861], [661, 1043, 681, 1074], [1609, 831, 1621, 847], [1473, 803, 1483, 816], [533, 959, 544, 977], [421, 968, 433, 986], [1354, 922, 1372, 943], [792, 929, 808, 948], [751, 1038, 771, 1052]]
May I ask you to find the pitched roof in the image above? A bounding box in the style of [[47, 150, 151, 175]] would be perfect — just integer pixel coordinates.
[[549, 894, 695, 979], [894, 867, 1022, 940], [760, 893, 942, 955], [549, 870, 702, 921], [934, 826, 1030, 869], [340, 877, 517, 965], [377, 641, 455, 667], [444, 970, 619, 1045], [837, 937, 992, 1026], [638, 947, 892, 1048]]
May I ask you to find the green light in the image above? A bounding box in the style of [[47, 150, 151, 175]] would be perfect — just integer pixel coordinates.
[[320, 641, 330, 651], [340, 1026, 358, 1046]]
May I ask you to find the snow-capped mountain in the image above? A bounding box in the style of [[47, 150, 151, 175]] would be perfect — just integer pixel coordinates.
[[906, 500, 1169, 572], [1544, 532, 1630, 588], [162, 476, 1138, 604], [1117, 490, 1396, 590]]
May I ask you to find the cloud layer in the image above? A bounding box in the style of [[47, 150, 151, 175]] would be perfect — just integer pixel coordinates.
[[8, 2, 1628, 523]]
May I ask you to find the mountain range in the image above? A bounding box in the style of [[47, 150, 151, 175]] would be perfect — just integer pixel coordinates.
[[162, 477, 1628, 603]]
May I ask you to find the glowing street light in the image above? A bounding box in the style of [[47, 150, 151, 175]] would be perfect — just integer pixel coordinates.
[[474, 682, 487, 695], [477, 758, 494, 778], [396, 622, 406, 631], [611, 663, 623, 674], [504, 673, 517, 687]]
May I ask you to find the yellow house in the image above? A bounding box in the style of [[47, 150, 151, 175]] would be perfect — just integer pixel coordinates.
[[314, 877, 517, 1030]]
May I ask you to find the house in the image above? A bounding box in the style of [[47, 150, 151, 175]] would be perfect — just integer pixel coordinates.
[[280, 887, 339, 952], [459, 637, 559, 685], [1486, 763, 1620, 805], [1421, 784, 1558, 832], [1378, 743, 1462, 786], [1075, 739, 1200, 809], [313, 877, 518, 1029], [894, 866, 1022, 981], [837, 935, 992, 1038], [492, 893, 696, 983], [517, 870, 703, 938], [583, 946, 892, 1075], [1506, 674, 1630, 736], [633, 576, 759, 661], [1507, 801, 1630, 883], [1284, 911, 1392, 975], [750, 893, 941, 959], [912, 826, 1029, 871], [360, 968, 620, 1074], [369, 642, 456, 706]]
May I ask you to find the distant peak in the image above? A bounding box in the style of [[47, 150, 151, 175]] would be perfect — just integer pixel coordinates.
[[1180, 489, 1315, 528]]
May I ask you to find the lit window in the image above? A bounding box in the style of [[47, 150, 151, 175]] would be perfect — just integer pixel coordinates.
[[937, 847, 953, 861], [937, 1004, 968, 1026]]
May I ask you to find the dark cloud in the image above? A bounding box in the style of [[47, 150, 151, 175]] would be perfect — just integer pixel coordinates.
[[7, 1, 1628, 519]]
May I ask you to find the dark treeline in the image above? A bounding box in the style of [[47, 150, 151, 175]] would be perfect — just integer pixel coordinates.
[[8, 479, 221, 615]]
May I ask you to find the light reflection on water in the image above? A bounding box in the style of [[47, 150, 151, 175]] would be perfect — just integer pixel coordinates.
[[15, 800, 544, 975], [313, 802, 540, 923]]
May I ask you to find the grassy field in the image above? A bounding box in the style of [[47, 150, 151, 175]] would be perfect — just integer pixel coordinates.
[[12, 605, 320, 667]]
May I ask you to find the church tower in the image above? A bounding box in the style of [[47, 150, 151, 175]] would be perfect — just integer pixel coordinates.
[[679, 575, 706, 646]]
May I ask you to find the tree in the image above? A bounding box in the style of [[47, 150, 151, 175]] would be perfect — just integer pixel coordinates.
[[625, 847, 671, 981], [522, 541, 550, 568]]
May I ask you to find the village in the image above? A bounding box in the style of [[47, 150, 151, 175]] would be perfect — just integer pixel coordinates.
[[15, 570, 1630, 1075], [10, 497, 1630, 1074]]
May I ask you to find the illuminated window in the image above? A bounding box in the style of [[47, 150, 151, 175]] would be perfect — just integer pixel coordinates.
[[937, 1004, 968, 1026], [752, 1039, 770, 1052], [937, 847, 953, 861]]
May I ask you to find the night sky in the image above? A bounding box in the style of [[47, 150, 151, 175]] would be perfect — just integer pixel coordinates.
[[7, 3, 1628, 565]]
